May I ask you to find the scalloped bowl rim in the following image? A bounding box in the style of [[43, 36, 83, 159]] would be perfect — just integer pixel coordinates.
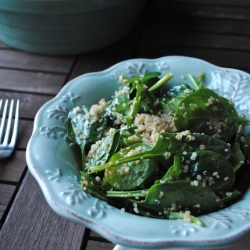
[[26, 56, 250, 249]]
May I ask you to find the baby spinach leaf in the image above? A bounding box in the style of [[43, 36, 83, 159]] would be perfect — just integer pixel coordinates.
[[134, 180, 224, 216], [104, 90, 131, 123], [90, 133, 178, 173], [229, 127, 245, 172], [221, 190, 241, 205], [81, 171, 113, 204], [240, 132, 250, 166], [159, 132, 232, 165], [174, 88, 245, 142], [140, 72, 161, 88], [67, 105, 108, 147], [90, 131, 232, 173], [167, 83, 194, 98], [182, 133, 232, 160], [159, 153, 183, 182], [161, 81, 194, 113], [104, 159, 158, 190], [163, 96, 186, 114], [186, 150, 235, 192], [159, 149, 235, 193], [88, 129, 120, 167], [67, 105, 108, 169]]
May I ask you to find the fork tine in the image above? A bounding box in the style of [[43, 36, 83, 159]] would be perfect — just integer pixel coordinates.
[[9, 99, 20, 147], [0, 99, 9, 143], [3, 99, 15, 145]]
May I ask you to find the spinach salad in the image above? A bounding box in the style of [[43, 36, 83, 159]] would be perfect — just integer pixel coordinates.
[[67, 72, 250, 226]]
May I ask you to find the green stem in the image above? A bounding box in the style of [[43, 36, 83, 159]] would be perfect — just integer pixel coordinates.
[[196, 72, 205, 86], [188, 73, 204, 90], [168, 212, 205, 227], [148, 73, 173, 92], [81, 147, 86, 171], [89, 152, 150, 173], [106, 189, 148, 198], [188, 74, 199, 90]]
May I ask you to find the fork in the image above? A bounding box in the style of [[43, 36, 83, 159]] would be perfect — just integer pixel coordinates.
[[0, 99, 20, 159]]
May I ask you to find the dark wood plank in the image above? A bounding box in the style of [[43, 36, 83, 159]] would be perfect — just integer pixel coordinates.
[[86, 241, 115, 250], [136, 46, 250, 73], [17, 119, 34, 150], [0, 171, 85, 250], [0, 50, 76, 73], [145, 0, 250, 21], [136, 0, 250, 73], [145, 16, 250, 36], [0, 184, 16, 225], [69, 39, 136, 80], [0, 68, 67, 95], [139, 30, 250, 51], [2, 91, 53, 119], [138, 0, 250, 51], [0, 151, 26, 183], [166, 0, 250, 7], [87, 227, 115, 249]]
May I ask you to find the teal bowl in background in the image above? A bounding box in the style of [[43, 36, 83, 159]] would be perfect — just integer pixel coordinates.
[[0, 0, 147, 55]]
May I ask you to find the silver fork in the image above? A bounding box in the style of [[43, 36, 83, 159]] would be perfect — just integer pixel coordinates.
[[0, 99, 20, 159]]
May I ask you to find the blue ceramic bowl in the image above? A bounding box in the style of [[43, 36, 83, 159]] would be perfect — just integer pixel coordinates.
[[26, 56, 250, 249], [0, 0, 147, 55]]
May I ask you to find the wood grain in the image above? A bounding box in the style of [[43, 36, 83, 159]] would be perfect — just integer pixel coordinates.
[[0, 171, 85, 250], [136, 0, 250, 72], [17, 120, 35, 150], [0, 184, 16, 226], [0, 151, 26, 183], [0, 68, 67, 95], [0, 50, 76, 73], [1, 91, 52, 119], [86, 240, 115, 250]]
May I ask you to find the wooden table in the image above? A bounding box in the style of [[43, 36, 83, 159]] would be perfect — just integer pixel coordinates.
[[1, 1, 250, 249]]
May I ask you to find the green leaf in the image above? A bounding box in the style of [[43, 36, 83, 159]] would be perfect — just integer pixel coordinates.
[[88, 129, 120, 167], [186, 150, 235, 192], [140, 72, 161, 88], [174, 88, 245, 142], [240, 132, 250, 165], [221, 190, 241, 205], [167, 83, 194, 98], [104, 90, 131, 123], [162, 83, 194, 114], [67, 105, 108, 147], [160, 150, 235, 192], [81, 171, 113, 204], [90, 131, 232, 173], [230, 127, 245, 172], [181, 133, 232, 160], [159, 153, 183, 182], [104, 159, 159, 190], [67, 105, 108, 169], [134, 180, 224, 216]]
